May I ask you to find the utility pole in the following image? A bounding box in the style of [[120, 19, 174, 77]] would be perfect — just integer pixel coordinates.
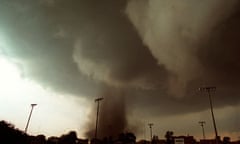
[[199, 87, 218, 143], [94, 97, 104, 139], [25, 104, 37, 133], [199, 121, 206, 139], [148, 123, 154, 141], [144, 122, 146, 140]]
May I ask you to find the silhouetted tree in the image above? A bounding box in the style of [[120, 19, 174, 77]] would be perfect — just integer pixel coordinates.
[[223, 137, 230, 144], [117, 132, 136, 144], [165, 131, 174, 144], [31, 134, 46, 144], [152, 135, 160, 144], [47, 136, 59, 144], [0, 120, 28, 144], [59, 131, 77, 144]]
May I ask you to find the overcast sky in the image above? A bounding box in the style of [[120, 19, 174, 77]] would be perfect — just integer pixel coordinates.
[[0, 0, 240, 141]]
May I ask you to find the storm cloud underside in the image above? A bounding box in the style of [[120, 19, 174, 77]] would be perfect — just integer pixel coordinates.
[[1, 0, 240, 138]]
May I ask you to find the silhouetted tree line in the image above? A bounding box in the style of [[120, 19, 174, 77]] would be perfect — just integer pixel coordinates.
[[2, 120, 235, 144], [0, 120, 136, 144], [74, 131, 136, 144], [0, 120, 29, 144]]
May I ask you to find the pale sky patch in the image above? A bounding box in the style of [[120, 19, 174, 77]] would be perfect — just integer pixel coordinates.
[[0, 56, 91, 138]]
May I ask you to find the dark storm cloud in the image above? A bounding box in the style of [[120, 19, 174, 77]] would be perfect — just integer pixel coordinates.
[[126, 0, 240, 95], [125, 0, 240, 113], [0, 0, 168, 137], [1, 0, 240, 134], [0, 0, 102, 97]]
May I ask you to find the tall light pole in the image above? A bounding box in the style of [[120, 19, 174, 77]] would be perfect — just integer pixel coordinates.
[[144, 122, 146, 140], [25, 104, 37, 133], [95, 97, 104, 139], [199, 121, 206, 139], [148, 123, 154, 141], [199, 87, 218, 142]]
